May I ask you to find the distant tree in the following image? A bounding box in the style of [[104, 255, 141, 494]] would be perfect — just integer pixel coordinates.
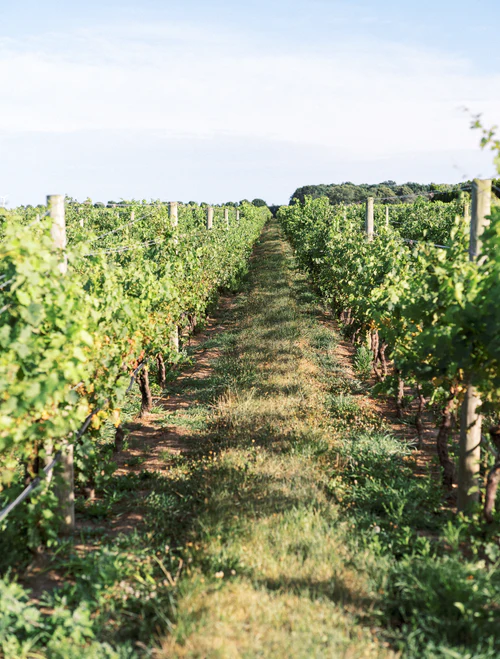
[[94, 202, 105, 208], [395, 184, 416, 200], [374, 185, 398, 204], [252, 198, 267, 207], [288, 181, 466, 207]]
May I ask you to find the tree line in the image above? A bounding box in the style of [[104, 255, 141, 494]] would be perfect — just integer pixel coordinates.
[[289, 179, 500, 205]]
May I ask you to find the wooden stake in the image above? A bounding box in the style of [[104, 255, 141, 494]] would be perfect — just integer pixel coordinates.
[[169, 202, 178, 228], [458, 385, 482, 511], [171, 327, 179, 353], [385, 205, 389, 227], [236, 209, 240, 222], [207, 206, 213, 230], [168, 202, 180, 349], [365, 197, 374, 241], [47, 194, 74, 533], [224, 208, 229, 228], [469, 179, 491, 260], [125, 210, 134, 242], [458, 179, 491, 512], [464, 201, 470, 223], [57, 444, 75, 530], [48, 195, 67, 274]]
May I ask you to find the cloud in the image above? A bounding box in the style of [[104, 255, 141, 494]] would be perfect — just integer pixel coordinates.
[[1, 19, 499, 205], [1, 21, 499, 158]]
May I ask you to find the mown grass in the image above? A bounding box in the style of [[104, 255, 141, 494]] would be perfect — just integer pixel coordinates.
[[1, 221, 500, 658]]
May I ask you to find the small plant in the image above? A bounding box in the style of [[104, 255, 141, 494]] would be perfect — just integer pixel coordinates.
[[329, 393, 360, 419], [353, 345, 373, 379], [123, 455, 145, 467]]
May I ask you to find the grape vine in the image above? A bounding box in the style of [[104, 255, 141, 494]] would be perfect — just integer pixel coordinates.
[[0, 201, 268, 535], [279, 193, 500, 515]]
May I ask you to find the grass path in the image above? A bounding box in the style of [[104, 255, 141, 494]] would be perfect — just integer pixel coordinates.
[[151, 222, 391, 657]]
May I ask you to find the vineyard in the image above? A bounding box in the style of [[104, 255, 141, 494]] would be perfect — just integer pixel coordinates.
[[0, 199, 268, 540], [1, 184, 500, 658], [279, 183, 500, 510]]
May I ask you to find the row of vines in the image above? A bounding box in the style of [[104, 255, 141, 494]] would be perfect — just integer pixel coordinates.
[[0, 199, 269, 543], [278, 190, 500, 519]]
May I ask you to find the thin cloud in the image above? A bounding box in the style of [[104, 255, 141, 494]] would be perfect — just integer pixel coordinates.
[[1, 22, 499, 159], [0, 19, 498, 205]]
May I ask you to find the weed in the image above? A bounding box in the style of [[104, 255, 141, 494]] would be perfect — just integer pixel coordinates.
[[354, 344, 373, 379]]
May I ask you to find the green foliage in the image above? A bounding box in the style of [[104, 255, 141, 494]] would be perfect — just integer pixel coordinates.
[[278, 194, 500, 491], [0, 574, 130, 658], [331, 426, 500, 657], [0, 200, 269, 538]]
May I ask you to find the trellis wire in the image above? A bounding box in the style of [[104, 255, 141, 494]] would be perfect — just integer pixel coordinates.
[[83, 238, 165, 257], [87, 213, 149, 243]]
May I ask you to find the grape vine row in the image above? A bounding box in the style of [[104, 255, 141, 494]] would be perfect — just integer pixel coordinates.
[[279, 190, 500, 517], [0, 200, 269, 536]]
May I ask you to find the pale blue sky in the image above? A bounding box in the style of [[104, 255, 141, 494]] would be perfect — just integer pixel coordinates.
[[1, 1, 499, 206]]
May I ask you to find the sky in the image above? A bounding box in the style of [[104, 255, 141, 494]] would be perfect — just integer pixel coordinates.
[[1, 0, 499, 207]]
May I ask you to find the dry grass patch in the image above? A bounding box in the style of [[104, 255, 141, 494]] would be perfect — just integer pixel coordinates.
[[159, 581, 392, 659]]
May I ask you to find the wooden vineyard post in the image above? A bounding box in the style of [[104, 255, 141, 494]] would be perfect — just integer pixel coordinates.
[[126, 209, 134, 241], [464, 201, 471, 223], [47, 194, 75, 533], [49, 194, 67, 274], [236, 208, 240, 222], [76, 206, 84, 229], [365, 197, 374, 241], [169, 201, 178, 228], [207, 206, 213, 230], [468, 179, 491, 260], [170, 324, 179, 355], [224, 208, 229, 228], [169, 201, 180, 353], [168, 202, 179, 246], [385, 205, 389, 227], [458, 178, 491, 512]]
